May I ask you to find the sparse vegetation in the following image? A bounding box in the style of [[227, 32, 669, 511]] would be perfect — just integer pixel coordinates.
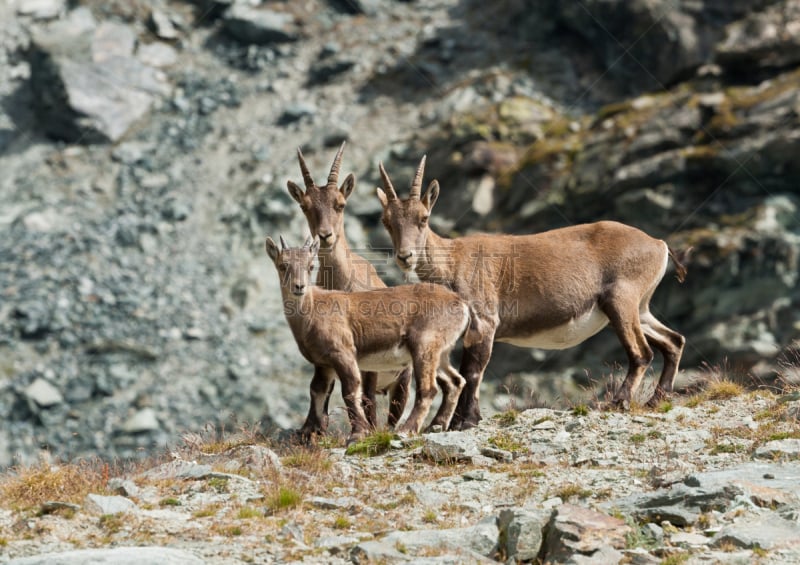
[[422, 509, 438, 524], [572, 404, 589, 416], [657, 401, 673, 413], [332, 515, 351, 529], [204, 477, 228, 493], [489, 432, 526, 453], [553, 483, 592, 501], [345, 430, 394, 457], [0, 459, 109, 511], [192, 503, 221, 518], [159, 497, 181, 507], [237, 506, 263, 520], [660, 552, 689, 565], [493, 408, 519, 427], [630, 433, 647, 444], [98, 514, 124, 534], [265, 486, 302, 514]]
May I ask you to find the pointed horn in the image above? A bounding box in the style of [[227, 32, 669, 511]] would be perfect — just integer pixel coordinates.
[[409, 155, 426, 199], [296, 147, 315, 189], [327, 141, 346, 188], [378, 162, 398, 201], [279, 235, 289, 250]]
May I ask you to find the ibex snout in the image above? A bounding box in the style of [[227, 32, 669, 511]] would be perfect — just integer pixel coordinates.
[[396, 249, 414, 270], [292, 282, 307, 296], [318, 230, 335, 246]]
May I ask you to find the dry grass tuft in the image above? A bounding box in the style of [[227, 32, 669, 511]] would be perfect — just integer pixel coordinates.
[[0, 458, 110, 512], [703, 380, 745, 401], [281, 446, 332, 473], [684, 364, 746, 407]]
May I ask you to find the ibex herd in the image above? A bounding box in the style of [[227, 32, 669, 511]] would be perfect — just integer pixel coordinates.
[[266, 143, 687, 442]]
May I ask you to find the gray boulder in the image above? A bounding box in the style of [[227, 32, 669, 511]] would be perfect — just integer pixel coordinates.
[[84, 494, 137, 515], [717, 1, 800, 71], [28, 8, 171, 143], [498, 508, 550, 562], [351, 519, 499, 563], [542, 504, 630, 563], [711, 515, 800, 550]]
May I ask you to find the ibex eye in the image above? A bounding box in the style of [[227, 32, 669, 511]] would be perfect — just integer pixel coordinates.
[[334, 204, 345, 212]]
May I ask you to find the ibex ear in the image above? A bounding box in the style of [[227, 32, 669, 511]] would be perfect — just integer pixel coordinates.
[[376, 187, 389, 208], [287, 180, 305, 205], [340, 173, 355, 199], [422, 180, 439, 211], [265, 237, 280, 262]]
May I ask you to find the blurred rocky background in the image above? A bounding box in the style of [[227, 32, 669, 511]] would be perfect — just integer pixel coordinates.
[[1, 0, 799, 466]]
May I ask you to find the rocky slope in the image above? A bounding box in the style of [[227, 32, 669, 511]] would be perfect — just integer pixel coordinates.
[[1, 390, 799, 563], [0, 0, 799, 467]]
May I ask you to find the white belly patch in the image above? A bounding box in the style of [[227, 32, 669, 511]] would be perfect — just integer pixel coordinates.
[[500, 307, 609, 350], [359, 346, 412, 373]]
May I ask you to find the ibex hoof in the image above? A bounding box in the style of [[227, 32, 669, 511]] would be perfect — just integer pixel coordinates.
[[608, 397, 631, 411], [293, 426, 327, 445], [345, 431, 368, 446], [645, 388, 671, 408]]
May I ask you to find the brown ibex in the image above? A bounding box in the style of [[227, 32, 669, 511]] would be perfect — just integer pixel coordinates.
[[376, 157, 686, 429], [286, 143, 410, 436], [265, 236, 469, 440]]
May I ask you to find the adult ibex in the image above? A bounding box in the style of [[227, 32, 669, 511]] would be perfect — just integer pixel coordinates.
[[266, 236, 469, 440], [286, 143, 411, 435], [376, 157, 686, 429]]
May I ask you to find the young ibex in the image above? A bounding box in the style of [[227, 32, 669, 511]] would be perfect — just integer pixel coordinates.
[[265, 236, 469, 440], [377, 157, 686, 429], [286, 143, 410, 435]]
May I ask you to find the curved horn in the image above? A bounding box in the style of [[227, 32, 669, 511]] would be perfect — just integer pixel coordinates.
[[378, 162, 398, 201], [409, 155, 426, 199], [279, 235, 289, 250], [327, 141, 346, 188], [296, 147, 315, 189], [303, 235, 314, 248]]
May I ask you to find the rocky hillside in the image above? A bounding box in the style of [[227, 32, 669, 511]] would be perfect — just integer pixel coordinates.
[[1, 0, 799, 467], [1, 389, 799, 563]]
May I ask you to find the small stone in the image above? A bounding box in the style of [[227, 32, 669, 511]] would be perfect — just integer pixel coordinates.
[[137, 42, 178, 68], [670, 531, 710, 547], [480, 446, 513, 462], [308, 496, 361, 512], [122, 408, 159, 434], [314, 534, 360, 549], [421, 431, 480, 463], [148, 10, 180, 40], [463, 469, 488, 481], [16, 0, 66, 20], [84, 494, 136, 515], [278, 102, 317, 125], [223, 6, 298, 45], [107, 478, 140, 497], [140, 173, 170, 190], [22, 209, 61, 233], [25, 378, 63, 408], [533, 419, 557, 430]]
